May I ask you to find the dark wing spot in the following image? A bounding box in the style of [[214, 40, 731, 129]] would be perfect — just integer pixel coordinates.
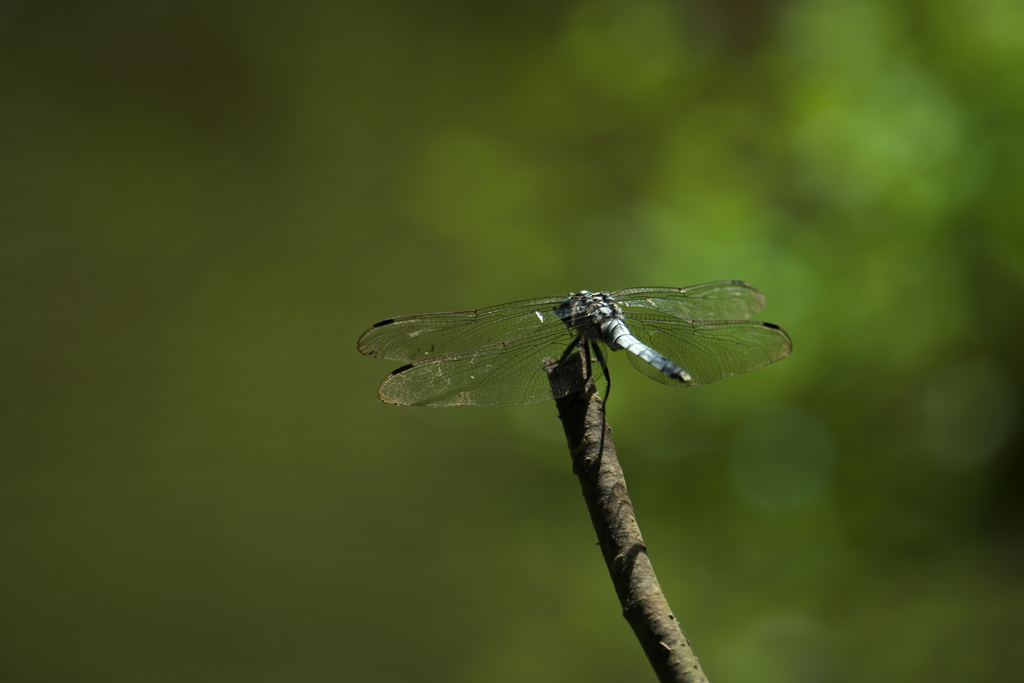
[[762, 322, 780, 330], [390, 363, 414, 376], [373, 319, 396, 327]]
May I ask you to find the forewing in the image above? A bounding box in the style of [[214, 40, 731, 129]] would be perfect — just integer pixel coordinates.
[[614, 281, 767, 321], [357, 296, 566, 361], [625, 312, 792, 386], [376, 328, 605, 406]]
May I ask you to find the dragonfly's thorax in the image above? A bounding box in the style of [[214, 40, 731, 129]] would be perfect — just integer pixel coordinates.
[[558, 291, 627, 344]]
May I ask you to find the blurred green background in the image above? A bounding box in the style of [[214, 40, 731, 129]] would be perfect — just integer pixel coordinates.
[[2, 1, 1023, 681]]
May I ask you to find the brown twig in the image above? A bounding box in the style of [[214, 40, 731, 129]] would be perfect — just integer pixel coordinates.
[[547, 347, 709, 683]]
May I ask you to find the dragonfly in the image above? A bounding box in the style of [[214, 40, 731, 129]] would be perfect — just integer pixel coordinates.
[[357, 280, 791, 407]]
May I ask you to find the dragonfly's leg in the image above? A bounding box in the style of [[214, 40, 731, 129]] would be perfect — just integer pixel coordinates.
[[582, 339, 592, 381], [590, 342, 612, 406], [550, 336, 587, 404], [586, 341, 611, 459], [556, 335, 582, 366]]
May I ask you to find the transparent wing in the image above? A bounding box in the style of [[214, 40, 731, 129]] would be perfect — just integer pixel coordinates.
[[623, 312, 792, 387], [376, 330, 605, 406], [613, 281, 767, 321], [357, 296, 567, 362]]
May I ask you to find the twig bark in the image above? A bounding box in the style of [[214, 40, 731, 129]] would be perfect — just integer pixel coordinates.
[[547, 348, 709, 683]]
